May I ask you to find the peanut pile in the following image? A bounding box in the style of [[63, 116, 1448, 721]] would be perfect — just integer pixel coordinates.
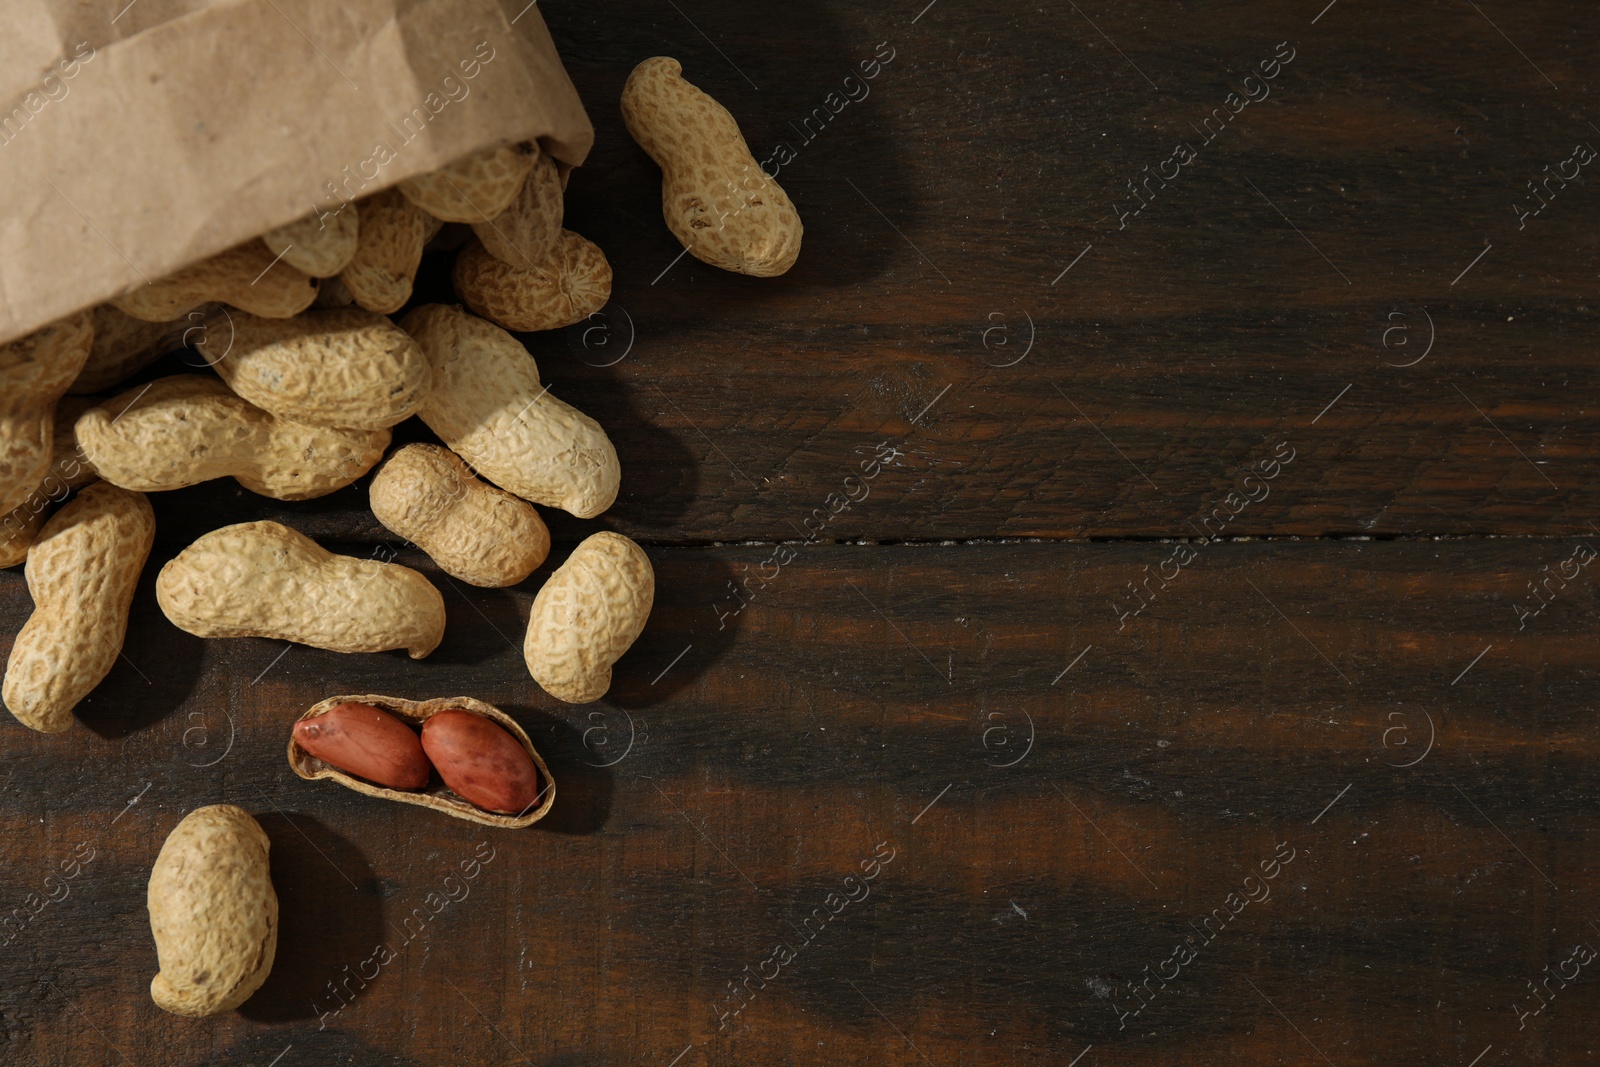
[[0, 56, 800, 1016], [6, 144, 648, 729]]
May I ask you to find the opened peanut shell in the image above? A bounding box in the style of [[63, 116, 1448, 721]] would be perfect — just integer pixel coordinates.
[[288, 694, 554, 829]]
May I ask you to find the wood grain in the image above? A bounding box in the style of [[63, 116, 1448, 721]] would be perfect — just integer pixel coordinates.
[[3, 539, 1599, 1065], [4, 1, 1600, 1065], [115, 1, 1600, 545]]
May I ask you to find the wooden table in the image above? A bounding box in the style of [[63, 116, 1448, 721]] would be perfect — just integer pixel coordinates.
[[6, 1, 1600, 1064]]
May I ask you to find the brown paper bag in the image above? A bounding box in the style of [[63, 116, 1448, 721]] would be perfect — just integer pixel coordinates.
[[0, 0, 593, 346]]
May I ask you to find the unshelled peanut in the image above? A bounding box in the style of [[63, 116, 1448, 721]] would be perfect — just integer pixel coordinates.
[[261, 206, 360, 278], [368, 443, 549, 587], [76, 376, 388, 500], [621, 56, 802, 276], [403, 304, 619, 518], [0, 311, 92, 517], [157, 521, 446, 658], [453, 230, 612, 333], [472, 146, 565, 264], [148, 805, 277, 1016], [112, 242, 317, 321], [72, 304, 188, 394], [340, 189, 430, 315], [524, 531, 654, 703], [0, 396, 99, 568], [2, 484, 154, 733], [199, 307, 431, 430], [399, 143, 536, 223]]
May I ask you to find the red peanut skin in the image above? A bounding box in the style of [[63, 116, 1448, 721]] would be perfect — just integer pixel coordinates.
[[420, 710, 541, 815], [293, 702, 430, 790]]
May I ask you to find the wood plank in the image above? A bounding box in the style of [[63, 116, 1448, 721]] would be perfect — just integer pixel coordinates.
[[2, 538, 1596, 1064], [10, 3, 1600, 1067], [539, 0, 1600, 541], [102, 0, 1600, 544]]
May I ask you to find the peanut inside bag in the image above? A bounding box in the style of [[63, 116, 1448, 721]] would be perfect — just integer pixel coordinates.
[[0, 0, 592, 346]]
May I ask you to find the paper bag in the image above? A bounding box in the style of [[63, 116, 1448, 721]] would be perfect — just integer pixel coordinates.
[[0, 0, 593, 346]]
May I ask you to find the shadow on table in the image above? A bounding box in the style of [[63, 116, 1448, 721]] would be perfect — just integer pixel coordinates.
[[426, 578, 529, 667], [501, 703, 612, 836], [609, 549, 740, 710], [550, 3, 912, 313], [76, 569, 206, 740], [241, 811, 384, 1024]]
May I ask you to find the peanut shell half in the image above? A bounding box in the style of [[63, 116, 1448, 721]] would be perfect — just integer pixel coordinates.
[[288, 694, 555, 828]]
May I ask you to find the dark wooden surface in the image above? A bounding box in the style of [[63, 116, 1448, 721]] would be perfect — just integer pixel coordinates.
[[5, 1, 1600, 1065]]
